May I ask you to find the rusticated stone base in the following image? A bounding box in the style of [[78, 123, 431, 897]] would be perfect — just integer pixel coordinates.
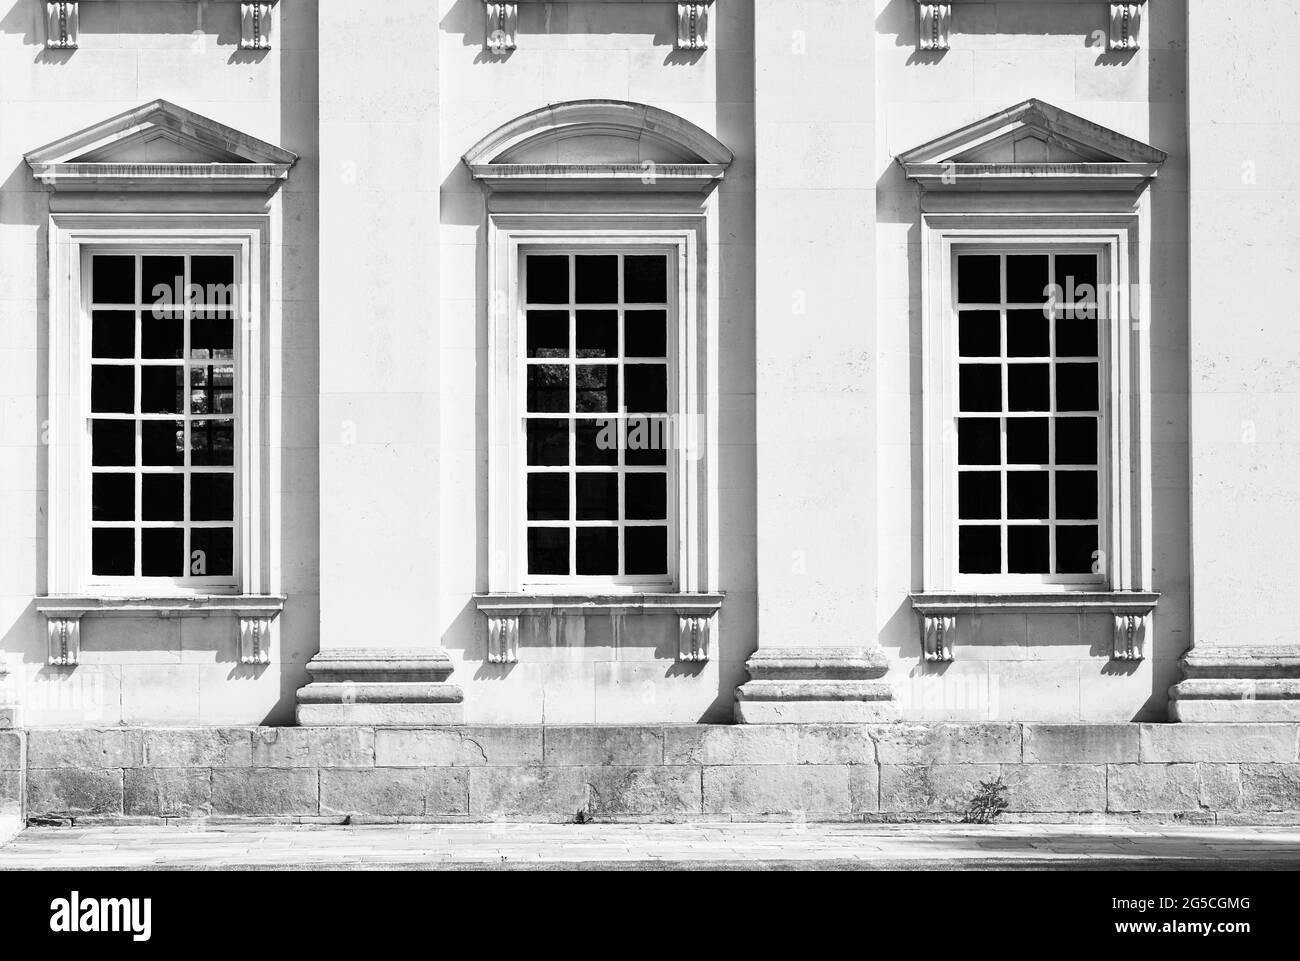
[[295, 648, 464, 726], [1170, 646, 1300, 721], [10, 722, 1300, 826], [735, 647, 898, 723]]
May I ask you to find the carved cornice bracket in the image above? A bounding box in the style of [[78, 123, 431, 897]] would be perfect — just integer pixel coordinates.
[[45, 1, 78, 49], [239, 613, 275, 665], [485, 1, 518, 53], [677, 613, 711, 662], [1109, 3, 1143, 51], [676, 2, 712, 51], [916, 2, 951, 52], [240, 2, 275, 50], [47, 616, 81, 667], [487, 613, 520, 664], [920, 613, 956, 663], [1112, 611, 1147, 661]]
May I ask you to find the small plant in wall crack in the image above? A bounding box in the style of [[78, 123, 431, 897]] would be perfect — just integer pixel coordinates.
[[962, 776, 1011, 824]]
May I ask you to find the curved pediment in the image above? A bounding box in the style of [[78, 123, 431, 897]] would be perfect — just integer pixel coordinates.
[[463, 100, 733, 192]]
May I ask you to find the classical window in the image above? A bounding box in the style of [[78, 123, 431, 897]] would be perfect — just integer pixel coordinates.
[[465, 100, 731, 663], [27, 100, 296, 665], [899, 100, 1165, 661]]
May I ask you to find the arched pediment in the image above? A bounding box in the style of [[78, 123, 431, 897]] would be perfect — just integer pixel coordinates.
[[463, 100, 733, 193]]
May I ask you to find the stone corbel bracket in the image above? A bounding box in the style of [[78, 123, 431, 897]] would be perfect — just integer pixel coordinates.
[[239, 613, 275, 665], [486, 613, 520, 664], [1112, 611, 1148, 661], [676, 2, 712, 51], [916, 2, 950, 52], [919, 613, 955, 663], [240, 2, 275, 50], [1109, 2, 1143, 51], [46, 616, 81, 666], [45, 1, 78, 49], [485, 1, 518, 53]]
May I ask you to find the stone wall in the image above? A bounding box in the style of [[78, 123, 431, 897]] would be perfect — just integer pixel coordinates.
[[13, 723, 1300, 825]]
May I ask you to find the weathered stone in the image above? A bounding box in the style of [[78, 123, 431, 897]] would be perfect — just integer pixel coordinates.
[[1140, 724, 1298, 763], [0, 708, 13, 729], [1023, 724, 1138, 763], [1001, 764, 1106, 812], [0, 730, 21, 769], [879, 764, 1001, 814], [26, 729, 143, 769], [469, 767, 590, 819], [320, 768, 468, 816], [124, 768, 212, 817], [797, 725, 876, 764], [27, 768, 123, 816], [144, 729, 252, 768], [848, 764, 880, 813], [664, 725, 799, 765], [873, 724, 1021, 765], [543, 726, 663, 766], [1240, 764, 1300, 811], [1197, 763, 1242, 810], [585, 766, 701, 817], [703, 765, 852, 816], [375, 727, 542, 767], [252, 727, 375, 768], [210, 769, 318, 816], [0, 771, 21, 813], [1108, 763, 1201, 812]]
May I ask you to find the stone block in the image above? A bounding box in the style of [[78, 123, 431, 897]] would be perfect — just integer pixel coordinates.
[[375, 727, 542, 767], [1140, 724, 1298, 763], [543, 726, 664, 766], [469, 767, 591, 819], [1108, 763, 1201, 812], [702, 765, 852, 816], [144, 729, 252, 768], [585, 766, 701, 817], [1000, 764, 1107, 812], [210, 769, 319, 816], [252, 727, 375, 768], [879, 764, 1001, 814], [1023, 724, 1138, 763], [124, 769, 212, 818], [27, 769, 123, 817], [664, 725, 799, 765], [26, 728, 143, 769], [1197, 763, 1243, 810], [1241, 764, 1300, 811], [320, 768, 469, 816], [0, 771, 21, 814], [849, 764, 880, 813], [796, 725, 876, 764], [0, 708, 13, 729], [0, 730, 21, 769], [872, 724, 1021, 765]]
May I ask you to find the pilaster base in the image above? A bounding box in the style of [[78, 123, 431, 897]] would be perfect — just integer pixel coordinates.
[[734, 647, 897, 723], [295, 648, 464, 726], [1169, 646, 1300, 722]]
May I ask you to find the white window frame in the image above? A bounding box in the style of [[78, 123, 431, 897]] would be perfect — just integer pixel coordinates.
[[48, 214, 273, 599], [920, 214, 1152, 595]]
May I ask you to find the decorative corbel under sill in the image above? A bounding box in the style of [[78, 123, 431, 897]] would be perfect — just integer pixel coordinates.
[[473, 593, 725, 664], [912, 1, 1144, 53], [486, 1, 713, 52], [35, 595, 286, 666], [42, 2, 279, 52], [909, 591, 1160, 663]]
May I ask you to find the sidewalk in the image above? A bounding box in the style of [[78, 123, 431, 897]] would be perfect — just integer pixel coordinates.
[[3, 822, 1299, 870]]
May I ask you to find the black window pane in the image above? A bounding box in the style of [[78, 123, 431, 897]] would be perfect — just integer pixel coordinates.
[[1007, 526, 1049, 573], [1055, 254, 1097, 299], [1055, 417, 1098, 465], [1007, 472, 1049, 519], [1008, 364, 1049, 411], [142, 473, 183, 521], [190, 365, 234, 416], [625, 365, 668, 414], [1056, 471, 1098, 520], [624, 255, 667, 304], [1007, 418, 1048, 464], [956, 255, 1000, 304], [526, 256, 569, 304], [141, 365, 183, 414], [625, 473, 667, 520], [958, 472, 1000, 520], [624, 526, 668, 576], [528, 527, 569, 575], [576, 473, 617, 520], [957, 418, 999, 465], [92, 256, 136, 304], [526, 418, 568, 466], [574, 255, 618, 304], [191, 313, 234, 361], [141, 528, 184, 576], [141, 256, 184, 308], [576, 419, 618, 466], [575, 527, 618, 575], [142, 311, 184, 359], [1056, 315, 1098, 357], [625, 310, 667, 358], [1007, 309, 1049, 357], [527, 473, 568, 521], [190, 527, 234, 576], [92, 310, 134, 359], [624, 418, 668, 466], [141, 420, 184, 466], [191, 473, 235, 521], [576, 310, 617, 358], [1057, 525, 1099, 574], [527, 310, 569, 358], [190, 256, 235, 303], [527, 364, 569, 413], [958, 526, 1000, 574], [92, 473, 134, 521], [576, 364, 617, 413], [958, 365, 1000, 412], [958, 310, 999, 357], [1057, 363, 1099, 412], [91, 365, 134, 414], [92, 419, 135, 466], [189, 420, 233, 467], [1006, 254, 1049, 304], [92, 528, 134, 576]]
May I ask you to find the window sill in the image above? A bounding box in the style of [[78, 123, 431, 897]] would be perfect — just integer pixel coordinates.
[[908, 591, 1160, 663], [36, 594, 286, 667], [472, 592, 724, 664]]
